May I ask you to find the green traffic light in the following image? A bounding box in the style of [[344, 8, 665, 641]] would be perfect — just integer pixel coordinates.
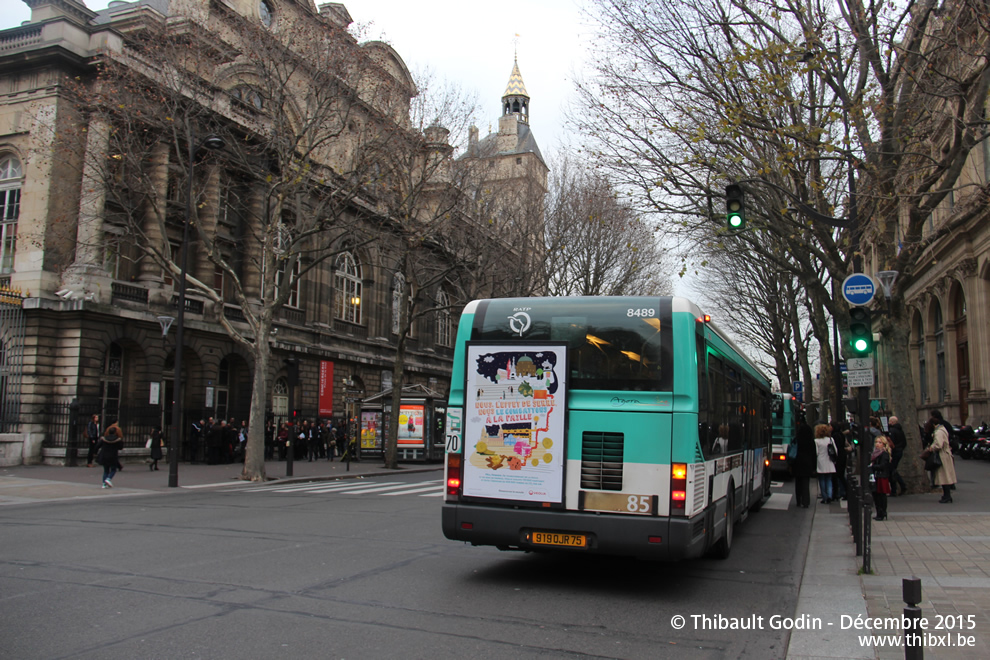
[[728, 212, 743, 228], [853, 338, 870, 353]]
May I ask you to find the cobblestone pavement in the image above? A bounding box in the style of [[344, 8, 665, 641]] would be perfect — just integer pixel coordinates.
[[860, 459, 990, 660]]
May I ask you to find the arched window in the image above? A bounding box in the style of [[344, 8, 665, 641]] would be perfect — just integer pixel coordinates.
[[935, 304, 946, 402], [231, 86, 264, 111], [272, 377, 288, 424], [435, 289, 451, 348], [334, 252, 362, 324], [0, 154, 22, 287], [101, 343, 123, 424]]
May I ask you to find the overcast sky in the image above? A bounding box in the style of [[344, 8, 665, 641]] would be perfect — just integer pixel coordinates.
[[6, 0, 593, 153]]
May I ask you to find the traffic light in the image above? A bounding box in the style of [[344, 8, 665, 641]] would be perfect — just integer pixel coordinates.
[[848, 307, 874, 355], [725, 184, 746, 231]]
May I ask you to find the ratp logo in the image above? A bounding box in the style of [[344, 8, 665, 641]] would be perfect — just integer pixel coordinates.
[[507, 311, 531, 336]]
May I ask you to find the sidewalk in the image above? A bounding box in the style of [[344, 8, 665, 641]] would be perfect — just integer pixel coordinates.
[[0, 456, 442, 505], [788, 458, 990, 660]]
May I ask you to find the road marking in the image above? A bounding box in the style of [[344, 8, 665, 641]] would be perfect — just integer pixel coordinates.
[[330, 481, 441, 495], [762, 492, 793, 510]]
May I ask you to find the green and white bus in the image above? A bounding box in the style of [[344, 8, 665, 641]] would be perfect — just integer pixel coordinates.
[[441, 296, 772, 561], [770, 393, 798, 476]]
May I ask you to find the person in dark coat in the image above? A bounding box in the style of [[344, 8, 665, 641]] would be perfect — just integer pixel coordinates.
[[85, 414, 101, 468], [791, 418, 817, 508], [871, 436, 892, 520], [887, 416, 908, 496], [98, 425, 124, 488], [830, 421, 852, 501], [149, 426, 163, 471]]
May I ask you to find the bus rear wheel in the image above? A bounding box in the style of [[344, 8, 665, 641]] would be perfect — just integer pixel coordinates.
[[711, 491, 734, 559]]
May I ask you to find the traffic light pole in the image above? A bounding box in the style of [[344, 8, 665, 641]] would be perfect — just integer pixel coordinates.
[[858, 384, 873, 574]]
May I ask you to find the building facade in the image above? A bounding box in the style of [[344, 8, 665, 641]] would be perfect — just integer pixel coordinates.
[[0, 0, 545, 465]]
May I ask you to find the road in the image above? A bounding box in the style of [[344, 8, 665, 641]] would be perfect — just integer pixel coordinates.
[[0, 474, 811, 659]]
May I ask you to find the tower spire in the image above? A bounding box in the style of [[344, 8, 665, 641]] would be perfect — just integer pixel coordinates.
[[502, 50, 530, 123]]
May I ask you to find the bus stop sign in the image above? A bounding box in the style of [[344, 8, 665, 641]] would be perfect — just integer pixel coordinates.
[[842, 274, 876, 307]]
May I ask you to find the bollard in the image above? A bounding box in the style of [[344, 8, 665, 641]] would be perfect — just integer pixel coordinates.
[[903, 577, 923, 660], [849, 473, 862, 555]]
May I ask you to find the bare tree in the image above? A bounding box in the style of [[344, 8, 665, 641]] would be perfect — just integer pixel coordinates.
[[576, 0, 990, 490], [544, 154, 672, 296], [73, 9, 446, 480]]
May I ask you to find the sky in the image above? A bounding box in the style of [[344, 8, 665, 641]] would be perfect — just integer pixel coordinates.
[[5, 0, 593, 153]]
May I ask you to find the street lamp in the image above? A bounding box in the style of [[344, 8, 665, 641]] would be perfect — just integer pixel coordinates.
[[168, 128, 225, 488]]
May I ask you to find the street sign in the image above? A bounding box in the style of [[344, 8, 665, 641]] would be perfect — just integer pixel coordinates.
[[842, 274, 876, 307], [847, 357, 873, 370], [847, 369, 874, 388], [792, 381, 803, 393]]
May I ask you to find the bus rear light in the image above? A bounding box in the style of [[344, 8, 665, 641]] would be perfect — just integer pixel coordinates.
[[446, 454, 462, 497], [648, 536, 663, 544], [670, 463, 688, 515], [460, 522, 473, 530]]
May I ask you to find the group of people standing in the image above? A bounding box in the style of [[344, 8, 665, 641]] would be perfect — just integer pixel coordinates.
[[790, 417, 852, 509], [267, 418, 344, 462], [789, 410, 958, 521], [187, 417, 249, 465]]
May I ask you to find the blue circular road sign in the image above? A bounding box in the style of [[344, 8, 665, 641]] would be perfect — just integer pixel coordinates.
[[842, 274, 876, 307]]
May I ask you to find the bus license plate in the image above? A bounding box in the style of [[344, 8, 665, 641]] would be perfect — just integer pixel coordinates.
[[531, 531, 587, 548]]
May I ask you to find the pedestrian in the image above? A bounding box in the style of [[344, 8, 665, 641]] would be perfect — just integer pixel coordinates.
[[887, 415, 908, 496], [307, 421, 320, 462], [922, 415, 957, 503], [791, 417, 817, 508], [277, 423, 289, 461], [830, 420, 851, 501], [148, 426, 163, 471], [328, 421, 338, 461], [189, 419, 204, 463], [870, 436, 892, 521], [85, 414, 101, 467], [98, 423, 124, 488], [814, 422, 837, 503]]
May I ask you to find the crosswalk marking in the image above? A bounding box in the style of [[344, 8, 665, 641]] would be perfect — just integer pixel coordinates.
[[331, 481, 441, 495], [231, 479, 443, 499], [381, 484, 444, 496]]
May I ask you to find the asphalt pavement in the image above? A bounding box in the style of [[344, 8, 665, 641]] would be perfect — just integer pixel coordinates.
[[0, 456, 441, 506], [3, 454, 989, 659]]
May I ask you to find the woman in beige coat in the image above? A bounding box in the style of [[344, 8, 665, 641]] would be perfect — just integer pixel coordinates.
[[923, 418, 956, 503]]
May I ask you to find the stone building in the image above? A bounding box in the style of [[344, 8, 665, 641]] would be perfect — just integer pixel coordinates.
[[0, 0, 544, 465]]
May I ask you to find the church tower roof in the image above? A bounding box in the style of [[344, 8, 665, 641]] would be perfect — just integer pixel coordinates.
[[502, 58, 530, 99]]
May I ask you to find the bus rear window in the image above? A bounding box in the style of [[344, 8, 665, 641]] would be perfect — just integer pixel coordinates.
[[472, 298, 674, 391]]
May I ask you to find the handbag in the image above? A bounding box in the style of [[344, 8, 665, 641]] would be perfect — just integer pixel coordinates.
[[924, 450, 942, 471], [145, 438, 152, 449], [787, 442, 798, 460], [826, 440, 837, 463]]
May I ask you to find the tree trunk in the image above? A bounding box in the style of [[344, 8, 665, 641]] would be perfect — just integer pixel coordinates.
[[241, 335, 271, 482], [884, 303, 929, 493], [384, 340, 407, 470]]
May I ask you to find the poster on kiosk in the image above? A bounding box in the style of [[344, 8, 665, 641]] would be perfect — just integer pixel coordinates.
[[462, 344, 566, 503]]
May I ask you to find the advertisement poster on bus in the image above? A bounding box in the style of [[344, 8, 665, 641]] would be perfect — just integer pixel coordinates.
[[397, 404, 425, 445], [462, 344, 566, 503]]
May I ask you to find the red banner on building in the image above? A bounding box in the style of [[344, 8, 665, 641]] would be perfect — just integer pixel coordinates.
[[319, 361, 334, 418]]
